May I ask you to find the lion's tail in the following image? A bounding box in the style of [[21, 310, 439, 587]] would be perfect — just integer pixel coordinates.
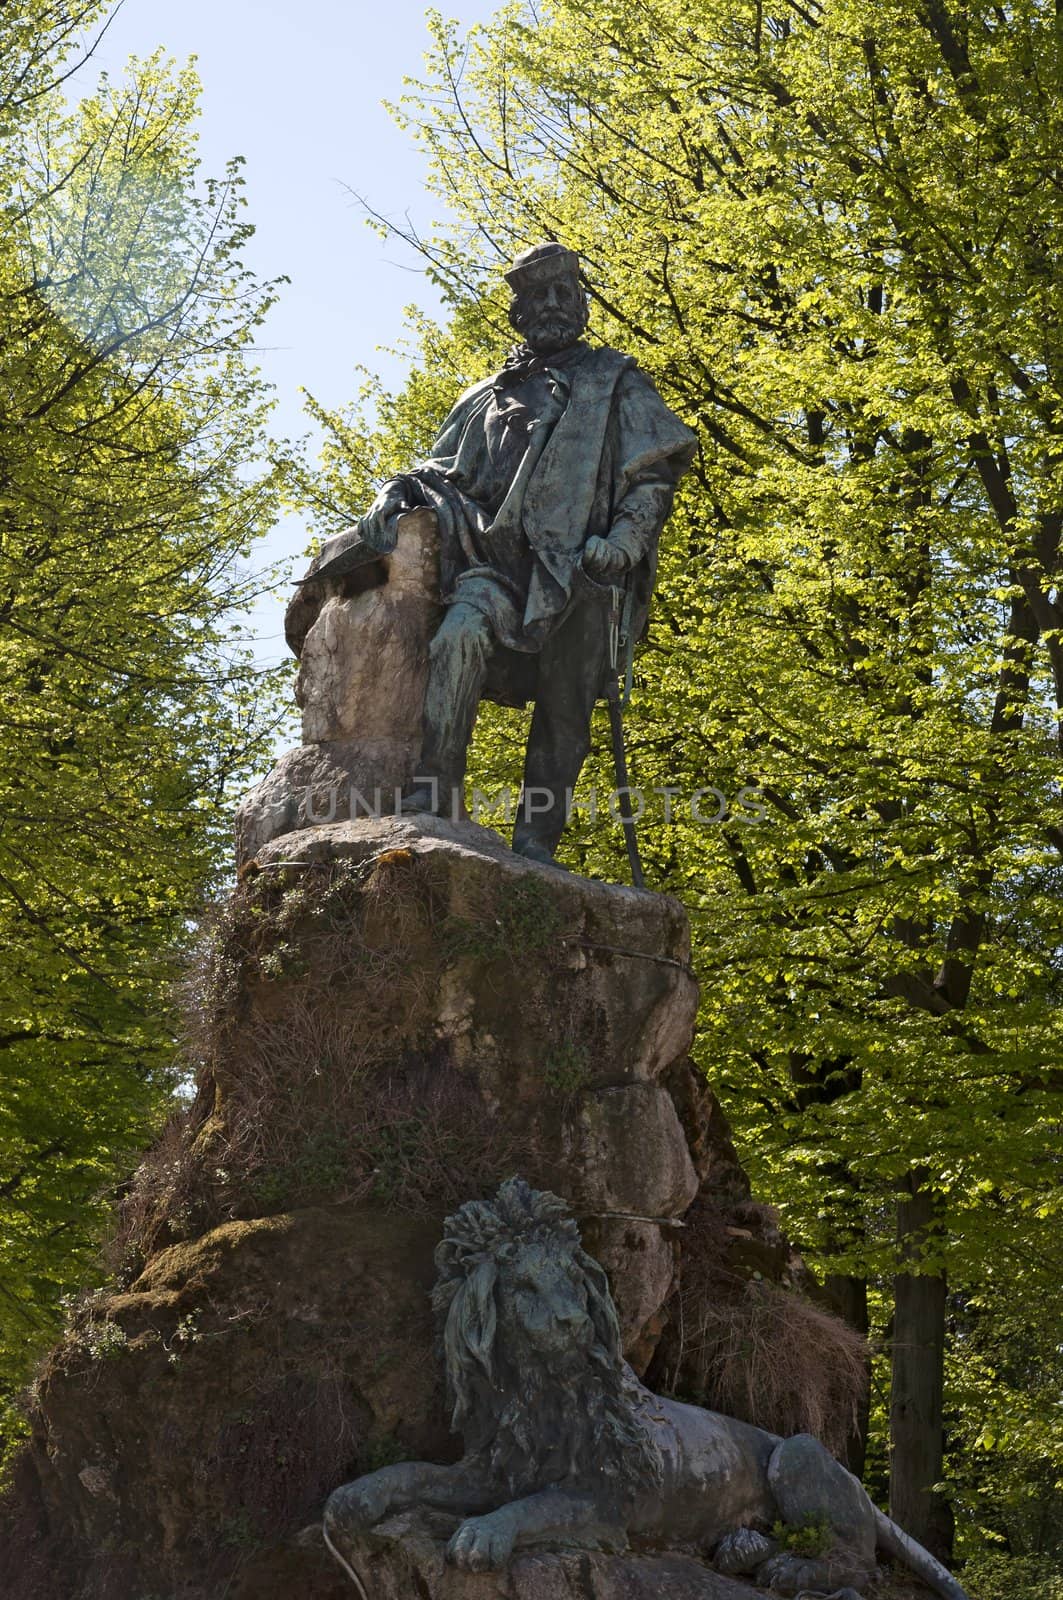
[[873, 1507, 970, 1600]]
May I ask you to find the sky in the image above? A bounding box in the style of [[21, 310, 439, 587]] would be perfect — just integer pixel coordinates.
[[67, 0, 499, 662]]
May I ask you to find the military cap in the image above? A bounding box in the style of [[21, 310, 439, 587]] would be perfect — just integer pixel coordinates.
[[504, 241, 581, 292]]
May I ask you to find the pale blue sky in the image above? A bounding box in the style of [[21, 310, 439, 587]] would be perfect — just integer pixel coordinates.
[[70, 0, 499, 661]]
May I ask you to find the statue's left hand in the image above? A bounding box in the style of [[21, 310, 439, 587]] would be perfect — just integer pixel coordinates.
[[446, 1511, 517, 1571], [582, 536, 630, 582]]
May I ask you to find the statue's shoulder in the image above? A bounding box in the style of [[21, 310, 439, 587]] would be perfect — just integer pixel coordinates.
[[611, 354, 666, 397], [582, 347, 671, 403], [427, 373, 498, 450], [583, 344, 636, 379], [584, 344, 632, 366], [447, 373, 498, 413], [601, 351, 694, 424]]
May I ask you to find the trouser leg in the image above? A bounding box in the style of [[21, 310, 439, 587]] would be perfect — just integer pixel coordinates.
[[514, 596, 608, 857], [413, 602, 494, 815]]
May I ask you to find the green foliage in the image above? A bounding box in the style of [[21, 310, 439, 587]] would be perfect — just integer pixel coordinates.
[[543, 1043, 590, 1097], [945, 1299, 1063, 1564], [73, 1317, 128, 1363], [359, 1432, 412, 1473], [771, 1515, 833, 1559], [963, 1550, 1063, 1600], [0, 5, 286, 1404], [290, 0, 1063, 1572], [249, 1130, 350, 1213], [493, 877, 563, 956]]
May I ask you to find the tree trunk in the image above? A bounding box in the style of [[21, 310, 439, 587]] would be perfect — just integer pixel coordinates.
[[889, 1169, 953, 1560], [823, 1272, 870, 1476]]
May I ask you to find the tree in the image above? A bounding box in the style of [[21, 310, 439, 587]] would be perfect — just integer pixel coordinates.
[[0, 4, 285, 1406], [296, 0, 1063, 1576]]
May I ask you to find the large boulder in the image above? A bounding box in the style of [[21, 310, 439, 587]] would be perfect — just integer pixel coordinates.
[[303, 1509, 774, 1600], [235, 509, 442, 865], [9, 1208, 444, 1600], [140, 814, 704, 1357], [2, 817, 863, 1600]]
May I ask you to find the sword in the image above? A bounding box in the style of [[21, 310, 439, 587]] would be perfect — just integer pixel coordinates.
[[604, 583, 645, 891]]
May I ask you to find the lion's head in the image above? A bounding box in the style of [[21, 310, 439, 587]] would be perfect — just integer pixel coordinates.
[[432, 1178, 663, 1502]]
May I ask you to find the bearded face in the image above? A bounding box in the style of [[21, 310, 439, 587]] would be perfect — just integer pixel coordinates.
[[509, 272, 589, 354]]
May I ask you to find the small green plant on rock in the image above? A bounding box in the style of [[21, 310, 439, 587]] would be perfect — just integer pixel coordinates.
[[367, 1114, 432, 1206], [496, 876, 562, 957], [770, 1514, 833, 1558], [78, 1319, 128, 1362], [543, 1043, 590, 1097], [165, 1312, 201, 1365], [361, 1432, 411, 1472]]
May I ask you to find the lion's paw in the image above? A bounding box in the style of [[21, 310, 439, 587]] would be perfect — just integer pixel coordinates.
[[758, 1552, 826, 1594], [794, 1590, 866, 1600], [447, 1513, 517, 1571], [757, 1550, 868, 1597], [715, 1527, 778, 1576], [324, 1479, 391, 1538]]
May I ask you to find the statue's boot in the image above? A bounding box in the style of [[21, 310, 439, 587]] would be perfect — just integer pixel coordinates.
[[511, 836, 570, 871], [399, 783, 453, 818], [513, 592, 607, 861], [402, 602, 492, 819]]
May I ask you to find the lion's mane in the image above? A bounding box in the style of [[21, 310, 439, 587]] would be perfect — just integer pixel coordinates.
[[432, 1178, 664, 1505]]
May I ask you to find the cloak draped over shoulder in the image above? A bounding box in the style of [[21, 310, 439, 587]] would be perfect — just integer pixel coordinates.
[[399, 343, 697, 707]]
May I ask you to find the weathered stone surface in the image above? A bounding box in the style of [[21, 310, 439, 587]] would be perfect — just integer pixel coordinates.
[[581, 1215, 679, 1370], [227, 817, 699, 1359], [236, 509, 441, 865], [564, 1082, 699, 1217], [307, 1513, 940, 1600], [662, 1055, 756, 1194], [231, 1531, 353, 1600], [234, 739, 414, 865], [2, 817, 856, 1600], [237, 1521, 948, 1600], [4, 1207, 451, 1600], [316, 1511, 773, 1600], [251, 813, 700, 1095], [296, 507, 441, 745]]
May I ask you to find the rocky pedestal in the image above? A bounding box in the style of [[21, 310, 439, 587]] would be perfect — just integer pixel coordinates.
[[2, 817, 863, 1600], [235, 508, 442, 865], [314, 1509, 774, 1600], [283, 1515, 933, 1600]]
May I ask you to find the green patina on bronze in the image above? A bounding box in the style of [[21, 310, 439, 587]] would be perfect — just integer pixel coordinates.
[[288, 243, 697, 865], [324, 1179, 970, 1600]]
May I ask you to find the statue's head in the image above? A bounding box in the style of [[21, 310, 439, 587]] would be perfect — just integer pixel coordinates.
[[505, 242, 589, 354], [431, 1178, 663, 1498], [433, 1179, 620, 1398]]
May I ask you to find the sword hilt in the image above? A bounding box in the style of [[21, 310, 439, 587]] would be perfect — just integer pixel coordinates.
[[608, 585, 622, 673]]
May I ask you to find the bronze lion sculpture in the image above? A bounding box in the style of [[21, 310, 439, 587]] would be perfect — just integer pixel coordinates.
[[325, 1179, 968, 1600]]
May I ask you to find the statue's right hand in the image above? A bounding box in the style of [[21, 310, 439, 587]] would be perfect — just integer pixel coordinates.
[[358, 478, 410, 547]]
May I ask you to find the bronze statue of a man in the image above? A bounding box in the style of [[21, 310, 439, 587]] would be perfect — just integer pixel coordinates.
[[304, 243, 696, 865]]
